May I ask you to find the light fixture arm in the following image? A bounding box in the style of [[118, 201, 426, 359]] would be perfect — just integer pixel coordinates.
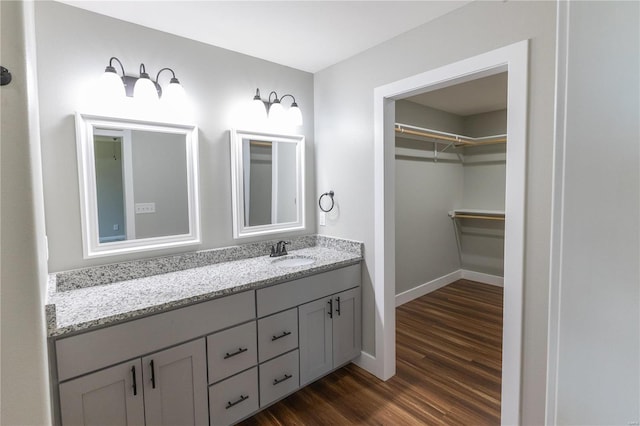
[[138, 63, 151, 79], [155, 67, 180, 84], [106, 57, 125, 76], [279, 94, 298, 107], [268, 91, 280, 104]]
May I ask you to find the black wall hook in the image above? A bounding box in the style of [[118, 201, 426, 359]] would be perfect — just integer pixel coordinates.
[[1, 66, 12, 86]]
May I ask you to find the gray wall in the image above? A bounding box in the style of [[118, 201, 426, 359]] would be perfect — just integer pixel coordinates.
[[395, 100, 464, 133], [276, 142, 298, 223], [131, 130, 189, 239], [553, 1, 639, 423], [248, 145, 272, 226], [462, 109, 507, 137], [395, 101, 463, 294], [94, 137, 125, 240], [314, 1, 556, 423], [395, 102, 507, 288], [0, 1, 52, 424], [34, 1, 315, 272]]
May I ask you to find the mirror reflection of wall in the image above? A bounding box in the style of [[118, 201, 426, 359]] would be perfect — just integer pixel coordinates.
[[243, 139, 298, 227], [94, 134, 125, 243], [92, 129, 189, 244], [131, 130, 189, 239]]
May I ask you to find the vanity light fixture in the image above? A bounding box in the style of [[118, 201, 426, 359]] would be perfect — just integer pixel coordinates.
[[251, 88, 303, 126], [97, 57, 186, 108]]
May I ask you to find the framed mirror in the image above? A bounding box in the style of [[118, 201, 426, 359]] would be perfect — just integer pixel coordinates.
[[230, 129, 305, 238], [75, 113, 200, 258]]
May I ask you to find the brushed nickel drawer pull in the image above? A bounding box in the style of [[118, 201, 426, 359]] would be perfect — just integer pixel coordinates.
[[225, 394, 249, 409], [273, 374, 293, 386], [271, 331, 292, 341], [224, 347, 248, 359]]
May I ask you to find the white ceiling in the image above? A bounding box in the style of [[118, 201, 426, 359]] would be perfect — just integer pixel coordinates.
[[56, 1, 471, 73], [404, 72, 508, 116]]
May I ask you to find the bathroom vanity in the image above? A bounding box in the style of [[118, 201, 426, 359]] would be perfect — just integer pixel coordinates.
[[46, 236, 362, 425]]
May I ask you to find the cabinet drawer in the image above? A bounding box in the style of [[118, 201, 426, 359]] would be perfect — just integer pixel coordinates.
[[257, 264, 361, 317], [259, 350, 299, 408], [209, 367, 259, 426], [207, 321, 257, 384], [56, 290, 255, 381], [258, 308, 298, 363]]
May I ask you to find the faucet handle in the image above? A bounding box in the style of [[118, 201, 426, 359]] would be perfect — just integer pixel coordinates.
[[270, 245, 276, 257], [281, 241, 290, 255]]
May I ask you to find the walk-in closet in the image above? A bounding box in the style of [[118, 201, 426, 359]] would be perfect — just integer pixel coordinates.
[[395, 72, 507, 295], [393, 72, 508, 418]]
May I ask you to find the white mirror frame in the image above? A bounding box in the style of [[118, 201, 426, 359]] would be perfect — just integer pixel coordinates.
[[75, 112, 201, 258], [230, 129, 305, 239]]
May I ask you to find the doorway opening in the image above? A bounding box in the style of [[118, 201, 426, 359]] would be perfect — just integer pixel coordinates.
[[373, 40, 528, 424], [394, 71, 508, 421]]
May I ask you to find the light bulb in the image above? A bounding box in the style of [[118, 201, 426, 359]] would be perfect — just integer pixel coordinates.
[[246, 89, 267, 126], [133, 77, 159, 106], [94, 69, 125, 113], [97, 70, 126, 99], [268, 101, 286, 125], [162, 80, 187, 106], [288, 103, 303, 126], [162, 79, 192, 119]]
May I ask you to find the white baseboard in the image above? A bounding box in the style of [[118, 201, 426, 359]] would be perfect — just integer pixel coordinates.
[[395, 270, 462, 307], [461, 269, 504, 287], [353, 351, 378, 377]]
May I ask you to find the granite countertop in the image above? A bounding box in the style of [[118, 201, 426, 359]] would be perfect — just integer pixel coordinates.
[[46, 242, 362, 338]]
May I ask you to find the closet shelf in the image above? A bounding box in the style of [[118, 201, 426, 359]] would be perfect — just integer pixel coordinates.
[[395, 123, 507, 147], [448, 209, 505, 221]]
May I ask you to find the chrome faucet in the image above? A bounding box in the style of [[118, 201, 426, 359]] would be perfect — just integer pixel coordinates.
[[270, 241, 290, 257]]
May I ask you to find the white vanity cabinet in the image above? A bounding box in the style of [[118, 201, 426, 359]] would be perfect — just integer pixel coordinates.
[[52, 262, 361, 426], [59, 339, 207, 426], [59, 359, 145, 426], [298, 287, 361, 385], [256, 264, 361, 388], [54, 291, 254, 426]]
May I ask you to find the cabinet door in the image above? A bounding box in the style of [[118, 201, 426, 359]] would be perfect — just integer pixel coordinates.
[[332, 287, 362, 367], [142, 339, 208, 426], [298, 297, 333, 385], [59, 360, 144, 426]]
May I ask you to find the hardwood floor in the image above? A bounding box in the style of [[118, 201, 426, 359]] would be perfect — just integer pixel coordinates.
[[240, 280, 503, 425]]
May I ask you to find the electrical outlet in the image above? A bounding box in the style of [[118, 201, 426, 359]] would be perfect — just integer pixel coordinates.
[[113, 224, 119, 231], [319, 212, 326, 226], [135, 202, 156, 214]]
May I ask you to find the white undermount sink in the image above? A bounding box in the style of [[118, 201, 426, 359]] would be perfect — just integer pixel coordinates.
[[271, 256, 315, 267]]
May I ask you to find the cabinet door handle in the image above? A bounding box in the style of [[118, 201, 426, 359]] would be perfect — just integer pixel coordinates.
[[225, 394, 249, 409], [335, 296, 341, 316], [224, 347, 248, 359], [273, 373, 293, 386], [328, 299, 333, 318], [272, 331, 292, 341], [150, 360, 156, 389], [131, 366, 137, 396]]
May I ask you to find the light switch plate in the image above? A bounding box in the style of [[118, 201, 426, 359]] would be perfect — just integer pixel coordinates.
[[135, 202, 156, 214]]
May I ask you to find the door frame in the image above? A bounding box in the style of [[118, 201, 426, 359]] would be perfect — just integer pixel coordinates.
[[372, 40, 529, 424]]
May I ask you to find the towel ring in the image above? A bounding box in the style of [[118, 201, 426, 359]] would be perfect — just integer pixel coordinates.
[[318, 190, 335, 212]]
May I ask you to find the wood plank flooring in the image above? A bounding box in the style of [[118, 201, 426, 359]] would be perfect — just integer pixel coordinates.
[[240, 280, 503, 425]]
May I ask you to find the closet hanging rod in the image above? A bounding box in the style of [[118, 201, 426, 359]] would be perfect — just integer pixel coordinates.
[[448, 209, 506, 221], [395, 123, 507, 147], [451, 214, 505, 221]]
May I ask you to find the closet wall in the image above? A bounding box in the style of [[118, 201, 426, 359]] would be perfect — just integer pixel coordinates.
[[395, 100, 506, 296], [395, 101, 464, 295]]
